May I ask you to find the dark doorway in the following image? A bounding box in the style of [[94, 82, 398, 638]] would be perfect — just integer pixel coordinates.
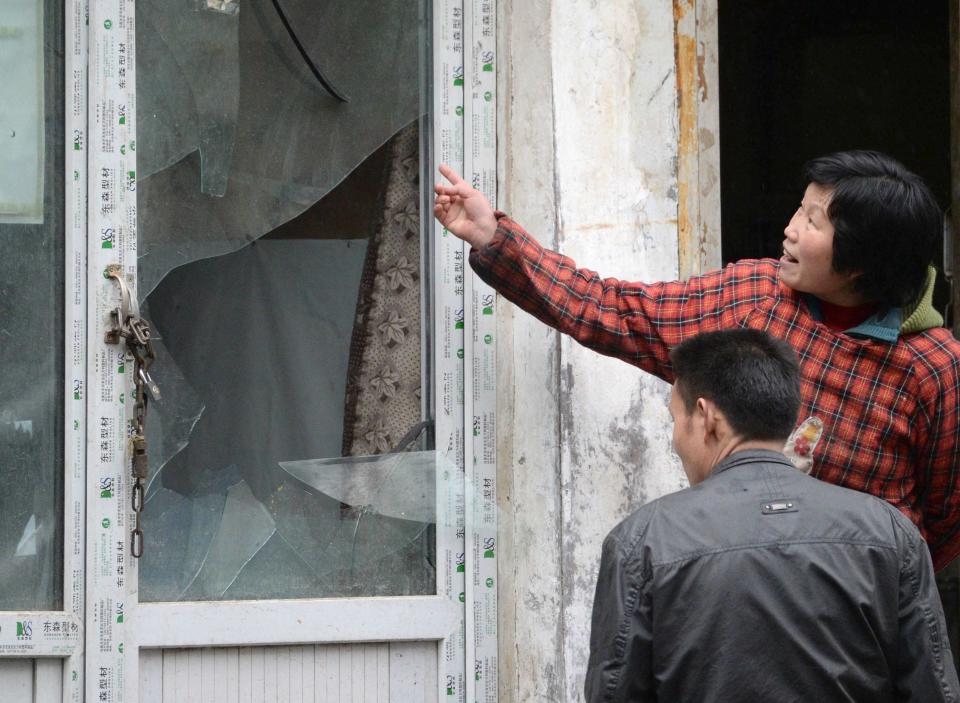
[[718, 0, 957, 660], [718, 0, 951, 287]]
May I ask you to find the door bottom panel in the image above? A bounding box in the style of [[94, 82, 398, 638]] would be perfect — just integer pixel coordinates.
[[140, 641, 438, 703]]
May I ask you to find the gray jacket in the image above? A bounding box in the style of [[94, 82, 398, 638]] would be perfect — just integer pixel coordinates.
[[585, 449, 960, 702]]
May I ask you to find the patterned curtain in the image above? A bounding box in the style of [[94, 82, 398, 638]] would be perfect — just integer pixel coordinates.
[[342, 122, 423, 456]]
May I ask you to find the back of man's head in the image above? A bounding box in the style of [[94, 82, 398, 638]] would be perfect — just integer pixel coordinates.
[[670, 329, 801, 442], [802, 150, 941, 308]]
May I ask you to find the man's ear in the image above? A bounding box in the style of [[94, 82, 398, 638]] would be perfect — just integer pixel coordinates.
[[697, 397, 721, 440]]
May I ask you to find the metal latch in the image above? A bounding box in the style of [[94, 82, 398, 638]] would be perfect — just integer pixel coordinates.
[[104, 264, 160, 558]]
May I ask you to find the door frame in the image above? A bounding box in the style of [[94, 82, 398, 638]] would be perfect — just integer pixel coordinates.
[[674, 0, 722, 278], [0, 1, 86, 700], [951, 0, 960, 338], [74, 0, 495, 700]]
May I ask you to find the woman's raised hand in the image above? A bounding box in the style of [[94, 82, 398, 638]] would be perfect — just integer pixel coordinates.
[[433, 164, 498, 249]]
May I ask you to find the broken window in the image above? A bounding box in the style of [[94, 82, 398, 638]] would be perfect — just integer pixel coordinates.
[[135, 0, 435, 601], [0, 0, 64, 611]]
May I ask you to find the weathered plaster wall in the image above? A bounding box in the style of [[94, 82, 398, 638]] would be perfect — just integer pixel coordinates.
[[497, 1, 566, 700], [498, 0, 689, 700]]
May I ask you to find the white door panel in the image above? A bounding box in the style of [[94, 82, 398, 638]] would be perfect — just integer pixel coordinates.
[[0, 659, 63, 703], [139, 643, 437, 703], [0, 0, 494, 698], [0, 661, 35, 703], [80, 0, 471, 700], [0, 0, 85, 699]]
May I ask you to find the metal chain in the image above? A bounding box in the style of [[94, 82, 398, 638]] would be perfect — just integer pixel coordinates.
[[104, 266, 160, 558], [129, 328, 155, 558]]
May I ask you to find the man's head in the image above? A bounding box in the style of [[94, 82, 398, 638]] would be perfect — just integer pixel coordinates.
[[668, 329, 801, 485], [781, 150, 941, 307]]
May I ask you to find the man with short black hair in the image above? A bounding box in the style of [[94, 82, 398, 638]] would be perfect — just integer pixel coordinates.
[[584, 328, 959, 702], [434, 150, 960, 570]]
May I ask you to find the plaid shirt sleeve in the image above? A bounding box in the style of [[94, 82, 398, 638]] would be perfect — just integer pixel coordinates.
[[912, 336, 960, 571], [469, 214, 738, 382]]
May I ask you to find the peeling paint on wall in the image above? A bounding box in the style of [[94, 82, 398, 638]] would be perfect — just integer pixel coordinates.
[[551, 1, 685, 701], [497, 0, 567, 701], [673, 0, 721, 280], [498, 1, 720, 701], [674, 0, 698, 279]]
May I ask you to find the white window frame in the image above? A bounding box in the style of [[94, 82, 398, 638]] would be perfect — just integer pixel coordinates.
[[65, 0, 498, 701], [0, 2, 87, 700]]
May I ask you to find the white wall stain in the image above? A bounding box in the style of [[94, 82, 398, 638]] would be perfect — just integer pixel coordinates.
[[499, 1, 687, 701], [554, 1, 681, 701], [498, 0, 567, 701]]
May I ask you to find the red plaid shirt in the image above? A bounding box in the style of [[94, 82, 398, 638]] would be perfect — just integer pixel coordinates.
[[471, 215, 960, 570]]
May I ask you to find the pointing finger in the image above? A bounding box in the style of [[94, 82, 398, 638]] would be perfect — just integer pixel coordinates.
[[439, 163, 464, 186]]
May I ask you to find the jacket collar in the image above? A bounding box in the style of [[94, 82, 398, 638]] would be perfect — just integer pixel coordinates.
[[802, 294, 901, 343], [900, 265, 944, 334], [709, 448, 795, 478], [798, 265, 942, 342]]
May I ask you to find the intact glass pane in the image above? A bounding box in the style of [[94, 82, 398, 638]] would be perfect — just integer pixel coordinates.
[[0, 0, 65, 611], [136, 0, 435, 601]]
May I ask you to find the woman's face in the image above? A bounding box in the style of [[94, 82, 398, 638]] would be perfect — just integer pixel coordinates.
[[781, 183, 863, 306]]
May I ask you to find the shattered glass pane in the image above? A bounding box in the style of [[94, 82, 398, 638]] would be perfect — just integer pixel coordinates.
[[0, 0, 63, 610], [281, 452, 436, 524], [136, 0, 432, 602], [141, 453, 437, 601], [140, 221, 436, 599], [135, 0, 423, 297], [139, 333, 206, 484]]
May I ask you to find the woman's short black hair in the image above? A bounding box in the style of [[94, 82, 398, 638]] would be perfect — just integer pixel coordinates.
[[670, 329, 801, 442], [801, 150, 942, 307]]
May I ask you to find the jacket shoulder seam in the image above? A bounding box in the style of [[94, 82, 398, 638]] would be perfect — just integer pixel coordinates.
[[651, 537, 897, 569]]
